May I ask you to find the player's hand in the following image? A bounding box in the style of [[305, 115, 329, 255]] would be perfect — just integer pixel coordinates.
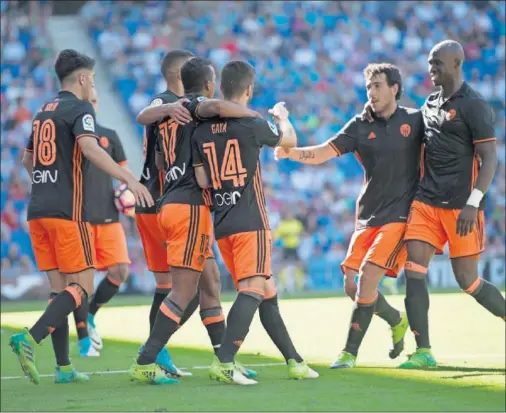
[[274, 146, 290, 160], [125, 178, 154, 209], [268, 102, 289, 121], [360, 101, 374, 123], [164, 99, 192, 125], [456, 205, 478, 237]]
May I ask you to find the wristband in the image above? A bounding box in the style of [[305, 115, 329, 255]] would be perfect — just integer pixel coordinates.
[[466, 188, 484, 208]]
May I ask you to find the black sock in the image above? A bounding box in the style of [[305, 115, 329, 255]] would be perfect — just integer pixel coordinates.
[[48, 293, 71, 366], [29, 287, 81, 344], [375, 292, 402, 327], [73, 297, 89, 340], [180, 292, 200, 327], [259, 295, 303, 363], [52, 317, 71, 366], [89, 276, 120, 316], [404, 276, 431, 348], [150, 288, 170, 332], [200, 307, 225, 355], [217, 291, 263, 364], [137, 298, 182, 365], [344, 298, 377, 357], [469, 279, 506, 318]]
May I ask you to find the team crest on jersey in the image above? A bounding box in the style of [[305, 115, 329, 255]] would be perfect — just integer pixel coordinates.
[[151, 98, 163, 107], [82, 114, 95, 132], [400, 124, 411, 137], [446, 109, 456, 121], [196, 96, 206, 102], [99, 136, 109, 149], [267, 120, 279, 136]]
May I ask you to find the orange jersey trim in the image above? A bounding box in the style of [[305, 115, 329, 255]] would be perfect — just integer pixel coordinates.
[[328, 141, 342, 156], [473, 137, 496, 144], [75, 134, 98, 140]]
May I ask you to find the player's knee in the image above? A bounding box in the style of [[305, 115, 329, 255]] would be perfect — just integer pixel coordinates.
[[455, 272, 480, 293], [66, 282, 88, 307], [404, 260, 428, 280], [343, 277, 357, 300], [108, 264, 129, 283], [264, 277, 278, 300], [237, 275, 267, 300]]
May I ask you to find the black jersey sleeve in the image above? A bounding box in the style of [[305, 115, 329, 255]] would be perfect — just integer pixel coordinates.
[[463, 98, 496, 143], [328, 117, 358, 156], [251, 118, 282, 148], [72, 101, 98, 140]]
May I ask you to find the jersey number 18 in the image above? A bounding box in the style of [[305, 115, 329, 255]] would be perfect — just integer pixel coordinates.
[[32, 119, 56, 167]]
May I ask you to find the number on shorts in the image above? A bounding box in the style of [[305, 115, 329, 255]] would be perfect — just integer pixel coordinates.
[[32, 119, 56, 166]]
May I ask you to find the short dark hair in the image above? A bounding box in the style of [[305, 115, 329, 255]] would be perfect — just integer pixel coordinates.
[[220, 61, 256, 99], [363, 63, 403, 100], [160, 49, 194, 80], [181, 57, 214, 94], [54, 49, 95, 83]]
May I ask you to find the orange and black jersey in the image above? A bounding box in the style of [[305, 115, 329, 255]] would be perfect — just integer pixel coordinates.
[[329, 106, 424, 230], [417, 82, 496, 210], [156, 94, 212, 210], [87, 124, 127, 225], [136, 90, 180, 214], [192, 116, 282, 239], [26, 91, 98, 222]]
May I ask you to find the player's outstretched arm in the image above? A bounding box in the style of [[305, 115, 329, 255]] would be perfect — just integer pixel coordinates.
[[78, 136, 154, 208], [196, 99, 261, 119], [268, 102, 297, 148], [274, 142, 337, 165], [137, 99, 192, 126]]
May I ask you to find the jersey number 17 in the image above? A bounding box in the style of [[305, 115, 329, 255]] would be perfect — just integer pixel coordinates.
[[203, 140, 247, 190]]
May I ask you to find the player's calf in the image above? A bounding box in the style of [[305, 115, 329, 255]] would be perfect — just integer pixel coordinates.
[[137, 267, 200, 368], [259, 279, 319, 380], [216, 276, 265, 365], [89, 264, 128, 317], [452, 257, 506, 320]]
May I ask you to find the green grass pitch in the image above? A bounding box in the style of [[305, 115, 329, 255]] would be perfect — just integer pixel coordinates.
[[1, 292, 504, 412]]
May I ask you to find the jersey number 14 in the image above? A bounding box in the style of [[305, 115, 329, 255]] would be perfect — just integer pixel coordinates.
[[203, 140, 247, 190]]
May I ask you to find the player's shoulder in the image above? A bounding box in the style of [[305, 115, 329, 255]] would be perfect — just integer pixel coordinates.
[[398, 105, 423, 119], [460, 82, 489, 106], [151, 90, 179, 106]]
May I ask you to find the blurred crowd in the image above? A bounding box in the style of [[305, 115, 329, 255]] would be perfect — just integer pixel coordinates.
[[1, 1, 505, 294]]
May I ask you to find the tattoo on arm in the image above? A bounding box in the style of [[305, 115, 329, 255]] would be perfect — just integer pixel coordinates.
[[299, 150, 315, 161]]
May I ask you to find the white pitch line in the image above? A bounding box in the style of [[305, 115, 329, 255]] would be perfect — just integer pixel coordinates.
[[1, 355, 504, 381], [0, 362, 285, 381]]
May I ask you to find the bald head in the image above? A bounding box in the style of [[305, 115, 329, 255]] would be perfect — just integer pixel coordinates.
[[431, 40, 465, 63], [428, 40, 465, 88]]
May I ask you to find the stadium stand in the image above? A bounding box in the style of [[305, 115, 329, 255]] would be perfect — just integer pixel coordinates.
[[2, 0, 504, 294]]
